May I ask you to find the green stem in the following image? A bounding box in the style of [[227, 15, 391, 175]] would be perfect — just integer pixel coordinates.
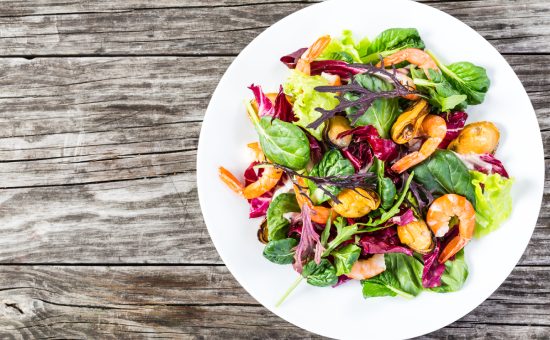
[[275, 276, 304, 307]]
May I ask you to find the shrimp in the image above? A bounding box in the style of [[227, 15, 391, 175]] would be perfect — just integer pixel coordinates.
[[347, 254, 386, 280], [391, 114, 447, 174], [293, 178, 335, 224], [247, 142, 265, 162], [376, 48, 438, 77], [426, 194, 476, 263], [219, 162, 283, 200], [296, 35, 331, 76], [219, 166, 244, 195]]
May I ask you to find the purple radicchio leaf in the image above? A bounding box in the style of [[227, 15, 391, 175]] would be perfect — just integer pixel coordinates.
[[339, 125, 398, 162], [273, 85, 297, 122], [342, 139, 374, 172], [280, 47, 308, 69], [386, 209, 416, 227], [307, 134, 324, 165], [248, 84, 274, 117], [309, 60, 365, 80], [439, 111, 468, 149], [293, 204, 325, 273], [422, 239, 446, 288], [332, 275, 352, 288], [455, 153, 510, 178], [359, 227, 413, 256]]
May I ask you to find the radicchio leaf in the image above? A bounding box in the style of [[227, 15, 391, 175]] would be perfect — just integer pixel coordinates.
[[386, 209, 416, 227], [332, 275, 351, 288], [280, 47, 307, 69], [273, 85, 296, 122], [422, 239, 446, 288], [293, 204, 324, 273], [439, 111, 468, 149], [454, 153, 510, 178], [309, 60, 365, 80], [359, 227, 413, 256], [307, 134, 323, 165], [248, 84, 274, 117], [339, 125, 398, 161]]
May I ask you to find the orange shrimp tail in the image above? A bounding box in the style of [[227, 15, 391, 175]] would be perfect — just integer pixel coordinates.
[[219, 167, 244, 195], [391, 151, 426, 174], [247, 142, 265, 162], [296, 35, 331, 75], [438, 235, 469, 264], [243, 167, 283, 199]]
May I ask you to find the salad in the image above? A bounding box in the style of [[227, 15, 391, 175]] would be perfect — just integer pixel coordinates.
[[218, 28, 514, 305]]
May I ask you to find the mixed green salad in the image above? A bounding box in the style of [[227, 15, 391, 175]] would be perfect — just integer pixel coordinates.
[[219, 28, 513, 305]]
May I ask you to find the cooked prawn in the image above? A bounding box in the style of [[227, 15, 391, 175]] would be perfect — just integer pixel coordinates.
[[347, 254, 386, 280], [219, 164, 283, 200], [293, 177, 335, 224], [391, 114, 447, 173], [296, 35, 331, 76], [426, 194, 476, 263], [377, 48, 438, 77], [247, 142, 265, 162]]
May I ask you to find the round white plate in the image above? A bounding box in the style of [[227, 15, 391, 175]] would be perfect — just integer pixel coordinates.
[[197, 0, 544, 338]]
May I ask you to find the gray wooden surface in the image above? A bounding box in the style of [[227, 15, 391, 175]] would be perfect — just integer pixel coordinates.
[[0, 0, 548, 338]]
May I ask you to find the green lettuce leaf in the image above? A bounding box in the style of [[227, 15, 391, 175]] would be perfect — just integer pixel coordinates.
[[430, 250, 469, 293], [308, 149, 354, 204], [471, 171, 514, 238], [332, 244, 361, 276], [318, 30, 370, 63], [362, 28, 425, 63], [267, 193, 300, 241], [283, 70, 339, 139]]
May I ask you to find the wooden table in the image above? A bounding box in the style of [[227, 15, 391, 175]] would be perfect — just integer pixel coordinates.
[[0, 0, 547, 338]]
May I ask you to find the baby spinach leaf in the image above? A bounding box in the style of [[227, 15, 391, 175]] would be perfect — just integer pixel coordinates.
[[308, 150, 355, 204], [345, 74, 400, 138], [263, 238, 298, 265], [248, 102, 310, 170], [413, 150, 476, 205], [302, 259, 338, 287], [267, 193, 300, 241], [430, 250, 468, 293], [362, 253, 424, 298], [332, 244, 361, 276], [375, 158, 396, 210], [411, 67, 467, 112], [363, 28, 425, 63]]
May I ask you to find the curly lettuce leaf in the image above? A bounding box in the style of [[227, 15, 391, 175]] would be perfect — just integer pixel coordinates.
[[283, 70, 339, 139], [471, 171, 514, 238], [318, 30, 370, 63]]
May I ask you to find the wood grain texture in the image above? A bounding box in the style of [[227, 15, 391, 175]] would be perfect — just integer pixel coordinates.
[[0, 0, 548, 56], [0, 266, 546, 338], [0, 0, 547, 338]]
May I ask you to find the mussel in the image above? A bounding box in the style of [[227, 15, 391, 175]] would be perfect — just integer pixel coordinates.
[[330, 188, 380, 218], [324, 116, 352, 148], [447, 121, 500, 155], [257, 219, 269, 244], [397, 220, 434, 254], [391, 99, 429, 144]]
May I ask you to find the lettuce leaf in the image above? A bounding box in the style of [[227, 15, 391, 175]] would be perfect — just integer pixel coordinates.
[[283, 70, 339, 139], [318, 30, 369, 63], [471, 171, 514, 238]]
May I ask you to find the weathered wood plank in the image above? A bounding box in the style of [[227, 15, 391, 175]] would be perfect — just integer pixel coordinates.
[[0, 265, 546, 338], [0, 0, 548, 56]]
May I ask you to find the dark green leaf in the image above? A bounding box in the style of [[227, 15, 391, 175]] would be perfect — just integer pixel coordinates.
[[302, 259, 338, 287], [361, 253, 423, 298], [413, 150, 476, 205], [410, 67, 467, 112], [308, 149, 354, 204], [375, 158, 396, 210], [431, 250, 468, 293], [332, 244, 361, 276], [256, 116, 310, 170], [263, 238, 298, 265], [363, 28, 425, 63], [345, 74, 399, 138], [267, 193, 300, 241], [440, 61, 490, 105]]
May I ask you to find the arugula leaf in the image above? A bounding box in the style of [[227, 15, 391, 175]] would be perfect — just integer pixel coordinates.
[[430, 250, 468, 293], [345, 74, 399, 138], [263, 238, 298, 264], [471, 171, 514, 238], [247, 102, 310, 170], [266, 193, 300, 241], [308, 150, 354, 204], [410, 67, 467, 112], [332, 244, 361, 276], [413, 150, 476, 205], [375, 158, 396, 210], [362, 28, 425, 63], [362, 253, 424, 298], [302, 259, 338, 287]]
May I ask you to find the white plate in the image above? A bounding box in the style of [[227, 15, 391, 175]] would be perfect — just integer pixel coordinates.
[[197, 0, 544, 338]]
